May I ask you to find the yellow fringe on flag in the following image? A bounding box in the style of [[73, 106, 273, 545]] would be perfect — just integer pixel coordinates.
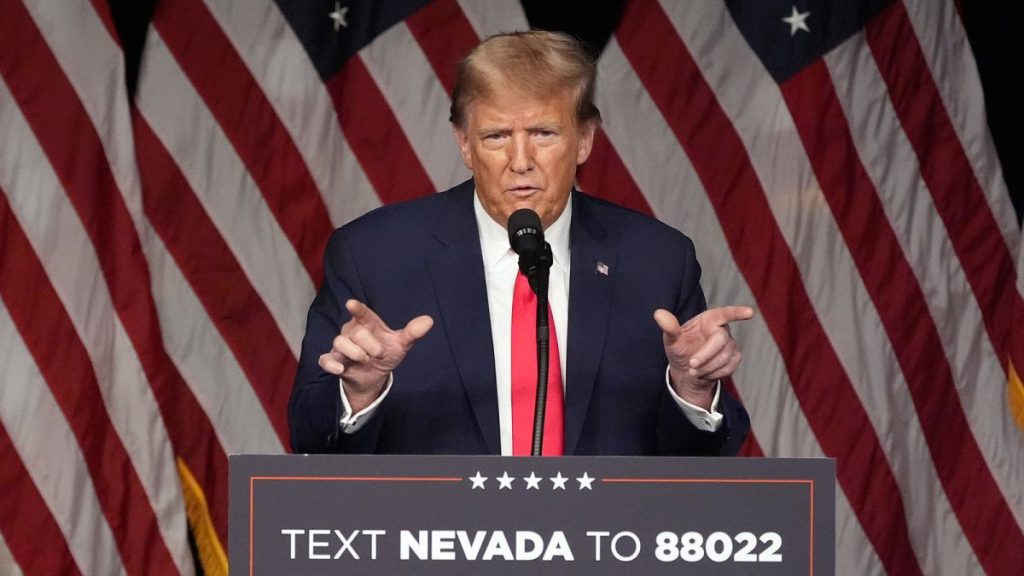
[[1010, 361, 1024, 432], [176, 457, 229, 576]]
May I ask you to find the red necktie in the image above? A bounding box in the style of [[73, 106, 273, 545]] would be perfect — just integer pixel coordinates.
[[511, 271, 564, 456]]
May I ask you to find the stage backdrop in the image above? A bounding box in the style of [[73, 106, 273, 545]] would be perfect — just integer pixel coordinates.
[[1, 0, 1022, 574]]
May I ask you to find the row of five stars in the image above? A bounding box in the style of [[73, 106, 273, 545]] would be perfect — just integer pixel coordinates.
[[469, 471, 595, 491]]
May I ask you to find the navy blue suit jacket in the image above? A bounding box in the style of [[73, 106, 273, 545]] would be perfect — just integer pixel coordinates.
[[289, 179, 749, 455]]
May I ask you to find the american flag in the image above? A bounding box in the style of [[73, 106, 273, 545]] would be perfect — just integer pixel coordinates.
[[1, 0, 1022, 574]]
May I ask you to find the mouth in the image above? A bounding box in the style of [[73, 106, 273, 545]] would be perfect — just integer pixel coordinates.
[[506, 186, 540, 198]]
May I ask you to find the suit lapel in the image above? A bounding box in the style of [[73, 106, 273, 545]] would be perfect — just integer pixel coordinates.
[[425, 185, 501, 454], [565, 194, 616, 454]]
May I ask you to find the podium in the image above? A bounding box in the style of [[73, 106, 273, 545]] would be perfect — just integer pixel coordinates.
[[230, 455, 834, 575]]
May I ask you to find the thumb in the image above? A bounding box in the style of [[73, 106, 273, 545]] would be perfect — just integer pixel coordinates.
[[653, 309, 682, 342], [401, 315, 434, 343]]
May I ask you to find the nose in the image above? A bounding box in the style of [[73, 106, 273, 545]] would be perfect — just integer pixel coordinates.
[[508, 133, 534, 174]]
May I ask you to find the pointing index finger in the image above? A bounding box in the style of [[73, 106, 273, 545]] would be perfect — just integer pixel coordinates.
[[346, 299, 382, 325], [703, 305, 755, 326]]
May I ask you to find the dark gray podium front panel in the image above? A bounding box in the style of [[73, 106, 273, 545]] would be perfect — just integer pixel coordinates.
[[230, 455, 834, 575]]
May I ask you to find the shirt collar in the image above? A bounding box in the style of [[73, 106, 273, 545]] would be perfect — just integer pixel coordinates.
[[474, 191, 572, 271]]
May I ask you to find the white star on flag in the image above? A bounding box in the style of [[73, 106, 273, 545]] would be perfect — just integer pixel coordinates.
[[523, 472, 542, 490], [550, 472, 568, 490], [469, 471, 487, 490], [329, 2, 349, 31], [782, 6, 811, 36], [576, 473, 595, 490], [497, 471, 515, 490]]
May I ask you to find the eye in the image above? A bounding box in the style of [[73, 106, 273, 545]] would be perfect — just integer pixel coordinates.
[[531, 128, 560, 143]]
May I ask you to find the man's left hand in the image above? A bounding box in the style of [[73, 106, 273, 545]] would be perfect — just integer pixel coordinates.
[[654, 306, 755, 411]]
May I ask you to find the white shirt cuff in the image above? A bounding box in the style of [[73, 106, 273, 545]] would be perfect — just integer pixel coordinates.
[[665, 367, 724, 432], [339, 373, 392, 433]]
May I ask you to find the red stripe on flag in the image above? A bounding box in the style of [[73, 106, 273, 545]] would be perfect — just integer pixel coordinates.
[[0, 191, 177, 576], [152, 0, 333, 286], [0, 0, 231, 546], [615, 2, 923, 573], [405, 0, 479, 94], [866, 2, 1019, 364], [326, 56, 436, 203], [578, 131, 655, 216], [0, 414, 83, 576], [134, 112, 295, 449], [782, 58, 1024, 574]]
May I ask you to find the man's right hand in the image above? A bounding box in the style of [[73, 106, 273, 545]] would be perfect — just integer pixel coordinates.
[[318, 299, 434, 413]]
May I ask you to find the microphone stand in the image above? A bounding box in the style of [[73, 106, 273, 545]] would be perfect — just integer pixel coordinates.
[[524, 245, 553, 456], [531, 271, 550, 456]]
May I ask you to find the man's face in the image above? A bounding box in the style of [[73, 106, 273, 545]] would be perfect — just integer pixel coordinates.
[[454, 88, 596, 230]]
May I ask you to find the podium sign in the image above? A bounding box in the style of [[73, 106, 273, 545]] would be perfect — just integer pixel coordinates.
[[230, 455, 834, 575]]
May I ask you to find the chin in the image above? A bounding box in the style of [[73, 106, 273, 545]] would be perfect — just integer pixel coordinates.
[[506, 200, 538, 215]]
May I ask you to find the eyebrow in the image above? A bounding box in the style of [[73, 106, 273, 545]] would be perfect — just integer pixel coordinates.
[[475, 122, 565, 135], [527, 122, 564, 132]]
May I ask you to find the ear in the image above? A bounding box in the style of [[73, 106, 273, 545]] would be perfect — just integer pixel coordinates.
[[576, 121, 597, 165], [453, 126, 474, 170]]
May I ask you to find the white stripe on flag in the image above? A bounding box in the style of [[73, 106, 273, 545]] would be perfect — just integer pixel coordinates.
[[136, 27, 313, 355], [20, 0, 143, 216], [901, 0, 1019, 248], [361, 21, 467, 191], [835, 492, 885, 576], [825, 31, 1024, 533], [145, 228, 285, 454], [0, 74, 193, 576], [658, 1, 981, 572], [456, 0, 529, 38], [0, 302, 128, 576], [594, 40, 824, 466], [595, 34, 889, 575], [593, 40, 720, 271], [200, 0, 382, 228]]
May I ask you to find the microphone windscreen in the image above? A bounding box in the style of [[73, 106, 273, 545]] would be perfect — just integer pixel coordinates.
[[507, 208, 544, 255]]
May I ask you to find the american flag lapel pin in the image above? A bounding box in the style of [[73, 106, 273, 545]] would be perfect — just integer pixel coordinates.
[[596, 261, 609, 276]]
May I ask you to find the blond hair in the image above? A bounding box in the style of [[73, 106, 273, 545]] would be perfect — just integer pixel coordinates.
[[449, 30, 601, 129]]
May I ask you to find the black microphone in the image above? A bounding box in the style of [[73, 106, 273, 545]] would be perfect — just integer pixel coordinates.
[[507, 208, 554, 456], [507, 209, 553, 296]]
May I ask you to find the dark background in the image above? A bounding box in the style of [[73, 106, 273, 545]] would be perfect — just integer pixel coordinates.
[[108, 0, 1023, 222]]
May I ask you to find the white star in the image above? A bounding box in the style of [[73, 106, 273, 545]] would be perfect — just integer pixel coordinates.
[[782, 6, 811, 36], [497, 471, 515, 490], [576, 472, 594, 490], [469, 471, 488, 490], [550, 472, 568, 490], [329, 2, 349, 31], [523, 472, 542, 490]]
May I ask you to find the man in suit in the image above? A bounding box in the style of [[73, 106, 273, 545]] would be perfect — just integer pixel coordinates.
[[289, 30, 753, 456]]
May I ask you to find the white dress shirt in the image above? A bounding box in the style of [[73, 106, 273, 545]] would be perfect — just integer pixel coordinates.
[[338, 192, 723, 452]]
